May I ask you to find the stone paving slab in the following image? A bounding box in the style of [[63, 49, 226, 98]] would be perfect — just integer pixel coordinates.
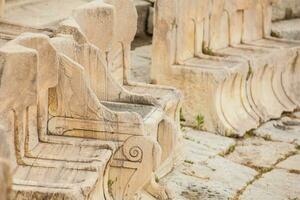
[[227, 138, 296, 168], [254, 116, 300, 145], [241, 169, 300, 200], [159, 129, 255, 200], [276, 154, 300, 172], [183, 129, 236, 157], [182, 129, 236, 163], [161, 156, 257, 200]]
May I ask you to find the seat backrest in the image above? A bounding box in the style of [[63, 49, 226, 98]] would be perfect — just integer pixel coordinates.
[[152, 0, 212, 75], [51, 35, 140, 106], [151, 0, 178, 79], [71, 0, 137, 85], [72, 1, 115, 53], [154, 0, 251, 58], [243, 0, 278, 41], [51, 36, 111, 102], [207, 0, 256, 49], [0, 41, 38, 169], [176, 0, 210, 62], [208, 0, 278, 49], [103, 0, 137, 84], [62, 1, 155, 103], [11, 33, 59, 149]]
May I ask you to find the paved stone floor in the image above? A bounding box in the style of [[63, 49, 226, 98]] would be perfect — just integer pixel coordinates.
[[132, 45, 300, 200]]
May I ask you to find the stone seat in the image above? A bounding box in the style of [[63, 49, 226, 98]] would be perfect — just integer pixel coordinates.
[[59, 0, 182, 140], [124, 85, 181, 119], [48, 35, 169, 199], [0, 43, 115, 199], [57, 0, 182, 181], [0, 1, 180, 199], [49, 35, 165, 137], [215, 45, 276, 59], [12, 165, 105, 199], [102, 101, 156, 119]]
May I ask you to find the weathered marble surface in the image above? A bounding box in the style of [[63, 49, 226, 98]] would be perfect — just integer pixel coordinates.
[[241, 169, 300, 200], [0, 1, 182, 199], [227, 138, 296, 168], [255, 115, 300, 145], [156, 125, 300, 200], [159, 129, 256, 200], [277, 154, 300, 171], [151, 0, 300, 136]]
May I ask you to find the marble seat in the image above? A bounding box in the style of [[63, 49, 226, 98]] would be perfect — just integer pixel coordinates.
[[57, 0, 182, 181], [0, 36, 114, 199]]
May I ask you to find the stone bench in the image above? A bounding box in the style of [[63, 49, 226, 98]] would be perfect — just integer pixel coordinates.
[[152, 0, 300, 136], [0, 1, 181, 199]]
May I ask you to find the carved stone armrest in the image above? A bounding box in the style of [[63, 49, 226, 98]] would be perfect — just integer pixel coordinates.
[[108, 135, 166, 200]]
